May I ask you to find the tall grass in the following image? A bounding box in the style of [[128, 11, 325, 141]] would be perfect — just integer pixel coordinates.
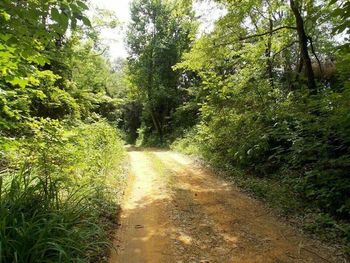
[[0, 119, 125, 262]]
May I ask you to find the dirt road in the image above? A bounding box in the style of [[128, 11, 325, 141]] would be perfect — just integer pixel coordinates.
[[109, 149, 338, 263]]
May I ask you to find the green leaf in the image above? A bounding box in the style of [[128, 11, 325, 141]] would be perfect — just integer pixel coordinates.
[[51, 7, 69, 32], [8, 77, 29, 88], [51, 8, 61, 22], [76, 1, 89, 11], [60, 13, 69, 32], [81, 16, 91, 27], [70, 4, 80, 13], [0, 33, 13, 42], [0, 11, 11, 21]]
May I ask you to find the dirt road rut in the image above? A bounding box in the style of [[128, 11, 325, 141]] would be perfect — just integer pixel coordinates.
[[109, 149, 338, 263]]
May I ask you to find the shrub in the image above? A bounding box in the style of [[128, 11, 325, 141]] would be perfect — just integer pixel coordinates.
[[172, 86, 350, 245], [0, 119, 125, 262]]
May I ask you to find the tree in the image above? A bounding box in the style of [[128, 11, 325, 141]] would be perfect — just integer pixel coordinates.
[[0, 2, 129, 262], [290, 0, 316, 91], [0, 0, 92, 133], [126, 0, 196, 144], [172, 0, 350, 242]]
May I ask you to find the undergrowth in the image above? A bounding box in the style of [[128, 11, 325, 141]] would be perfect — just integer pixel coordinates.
[[0, 119, 126, 263], [171, 128, 350, 256]]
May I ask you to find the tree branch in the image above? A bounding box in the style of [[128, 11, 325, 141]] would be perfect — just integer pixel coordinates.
[[238, 26, 297, 41], [214, 26, 297, 47], [307, 36, 323, 76], [91, 47, 107, 57]]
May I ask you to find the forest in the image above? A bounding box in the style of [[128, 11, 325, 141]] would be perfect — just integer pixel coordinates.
[[0, 0, 349, 262]]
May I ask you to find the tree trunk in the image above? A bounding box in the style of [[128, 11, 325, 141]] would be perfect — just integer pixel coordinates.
[[266, 16, 274, 87], [150, 109, 163, 142], [290, 0, 317, 93], [146, 9, 163, 143]]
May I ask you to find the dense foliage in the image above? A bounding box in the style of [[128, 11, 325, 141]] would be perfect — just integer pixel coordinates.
[[1, 121, 124, 262], [125, 0, 350, 251], [1, 0, 349, 259], [125, 0, 197, 145], [0, 1, 126, 262]]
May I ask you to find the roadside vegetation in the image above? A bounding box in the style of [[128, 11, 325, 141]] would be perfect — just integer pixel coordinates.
[[0, 1, 126, 262], [1, 0, 349, 261]]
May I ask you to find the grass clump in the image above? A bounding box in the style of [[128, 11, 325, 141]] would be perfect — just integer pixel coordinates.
[[0, 119, 125, 263]]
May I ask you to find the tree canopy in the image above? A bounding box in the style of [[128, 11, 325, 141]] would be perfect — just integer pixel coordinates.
[[126, 0, 197, 144], [0, 0, 349, 260], [124, 0, 350, 251]]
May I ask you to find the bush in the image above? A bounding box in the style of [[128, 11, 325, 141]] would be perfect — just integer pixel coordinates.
[[172, 86, 350, 246], [171, 127, 201, 155], [0, 119, 125, 262]]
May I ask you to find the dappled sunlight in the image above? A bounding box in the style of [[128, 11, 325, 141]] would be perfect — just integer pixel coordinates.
[[2, 0, 346, 261], [177, 232, 193, 245], [110, 150, 245, 263], [110, 150, 338, 263], [174, 176, 232, 194], [123, 151, 171, 209]]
